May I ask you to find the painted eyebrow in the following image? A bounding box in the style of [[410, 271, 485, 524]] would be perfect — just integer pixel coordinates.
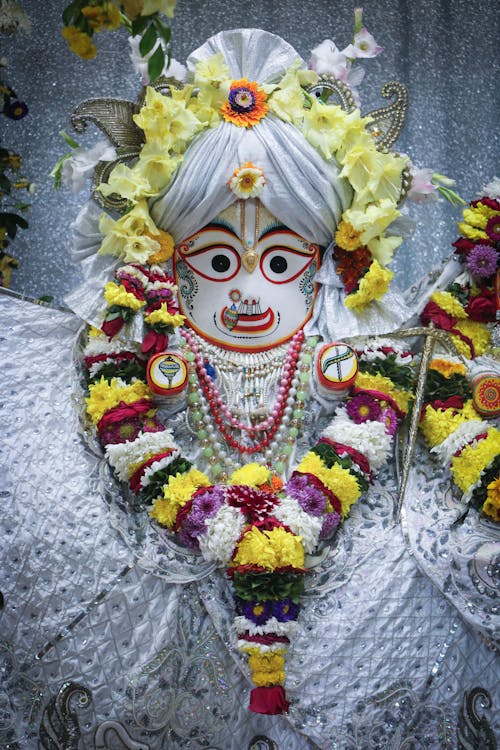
[[258, 222, 294, 240], [204, 219, 239, 235]]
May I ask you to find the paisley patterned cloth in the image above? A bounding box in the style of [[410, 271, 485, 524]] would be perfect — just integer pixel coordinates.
[[0, 292, 498, 749]]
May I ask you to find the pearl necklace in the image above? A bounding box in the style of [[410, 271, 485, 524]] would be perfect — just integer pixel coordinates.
[[180, 328, 316, 480]]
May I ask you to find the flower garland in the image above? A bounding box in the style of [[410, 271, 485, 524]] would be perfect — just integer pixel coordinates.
[[80, 321, 416, 713], [419, 190, 500, 522], [88, 13, 409, 313]]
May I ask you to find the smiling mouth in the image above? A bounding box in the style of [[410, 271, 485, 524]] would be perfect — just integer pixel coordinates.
[[220, 306, 275, 333]]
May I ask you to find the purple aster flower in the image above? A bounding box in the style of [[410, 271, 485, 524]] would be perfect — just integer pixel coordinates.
[[177, 524, 201, 550], [285, 473, 327, 517], [228, 86, 255, 113], [465, 244, 498, 277], [239, 599, 272, 625], [319, 511, 341, 540], [346, 392, 382, 424], [4, 100, 28, 120], [191, 486, 224, 520], [380, 406, 399, 436], [271, 599, 300, 622]]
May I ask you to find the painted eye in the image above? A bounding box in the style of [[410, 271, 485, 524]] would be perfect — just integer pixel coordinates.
[[269, 255, 288, 274], [182, 245, 241, 282], [261, 247, 315, 284], [212, 254, 231, 273]]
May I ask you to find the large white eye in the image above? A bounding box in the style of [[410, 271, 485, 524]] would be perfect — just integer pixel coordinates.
[[183, 245, 241, 282], [260, 246, 315, 284]]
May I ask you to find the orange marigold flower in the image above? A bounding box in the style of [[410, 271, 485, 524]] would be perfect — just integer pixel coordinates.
[[221, 79, 268, 128], [429, 358, 467, 378], [146, 229, 175, 264]]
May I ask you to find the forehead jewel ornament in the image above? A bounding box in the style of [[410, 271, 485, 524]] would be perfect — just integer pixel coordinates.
[[228, 163, 266, 274]]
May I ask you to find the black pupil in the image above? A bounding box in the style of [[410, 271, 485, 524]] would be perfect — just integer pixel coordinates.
[[212, 254, 231, 272], [270, 255, 288, 273]]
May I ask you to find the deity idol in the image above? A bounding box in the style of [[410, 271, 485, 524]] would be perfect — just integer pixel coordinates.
[[22, 25, 499, 748]]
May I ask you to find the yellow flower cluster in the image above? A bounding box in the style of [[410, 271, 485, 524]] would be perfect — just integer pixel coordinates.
[[242, 647, 287, 687], [483, 478, 500, 522], [431, 291, 468, 320], [150, 469, 211, 528], [144, 303, 185, 328], [335, 220, 362, 251], [458, 201, 497, 242], [86, 377, 151, 424], [449, 319, 492, 360], [297, 452, 361, 519], [61, 27, 97, 59], [344, 259, 394, 310], [354, 371, 413, 414], [420, 400, 478, 448], [451, 428, 500, 494], [98, 200, 161, 264], [103, 282, 145, 311], [82, 3, 121, 31], [229, 463, 271, 488], [234, 526, 305, 571]]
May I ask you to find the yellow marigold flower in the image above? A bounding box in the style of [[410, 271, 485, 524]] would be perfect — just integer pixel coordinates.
[[430, 359, 467, 378], [234, 526, 277, 570], [335, 220, 363, 251], [150, 468, 210, 529], [82, 3, 122, 31], [420, 400, 478, 447], [483, 478, 500, 522], [431, 291, 468, 320], [266, 526, 305, 568], [229, 463, 271, 488], [61, 27, 97, 60], [146, 229, 175, 264], [251, 669, 286, 687], [297, 451, 326, 478], [144, 303, 185, 328], [451, 428, 500, 494], [247, 650, 286, 672], [451, 319, 492, 359], [344, 260, 394, 310], [86, 378, 151, 425], [103, 282, 145, 311]]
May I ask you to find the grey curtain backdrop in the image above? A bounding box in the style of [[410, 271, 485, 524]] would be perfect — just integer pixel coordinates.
[[1, 0, 499, 304]]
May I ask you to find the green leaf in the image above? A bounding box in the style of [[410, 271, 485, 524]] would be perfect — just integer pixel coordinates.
[[147, 45, 165, 82], [139, 24, 158, 56], [154, 18, 171, 46], [38, 295, 54, 304], [131, 16, 149, 36], [59, 129, 80, 149], [0, 174, 12, 193], [62, 1, 80, 25]]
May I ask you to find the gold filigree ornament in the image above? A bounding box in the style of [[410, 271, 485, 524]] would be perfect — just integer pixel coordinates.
[[70, 76, 183, 212]]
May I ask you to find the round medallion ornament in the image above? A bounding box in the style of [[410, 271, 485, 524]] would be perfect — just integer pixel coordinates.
[[146, 351, 189, 396], [472, 373, 500, 417], [316, 342, 358, 391]]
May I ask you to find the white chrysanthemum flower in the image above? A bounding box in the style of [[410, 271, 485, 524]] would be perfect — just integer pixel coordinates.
[[357, 337, 413, 366], [198, 505, 245, 566], [323, 410, 392, 470], [273, 496, 322, 554], [229, 163, 266, 199], [431, 420, 489, 465], [105, 429, 177, 481], [83, 335, 140, 358], [233, 616, 298, 637], [237, 640, 287, 653]]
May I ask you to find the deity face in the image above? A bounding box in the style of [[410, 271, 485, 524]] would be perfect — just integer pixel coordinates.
[[174, 200, 320, 351]]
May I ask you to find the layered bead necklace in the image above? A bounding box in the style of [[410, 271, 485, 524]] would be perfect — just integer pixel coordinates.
[[180, 328, 316, 480]]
